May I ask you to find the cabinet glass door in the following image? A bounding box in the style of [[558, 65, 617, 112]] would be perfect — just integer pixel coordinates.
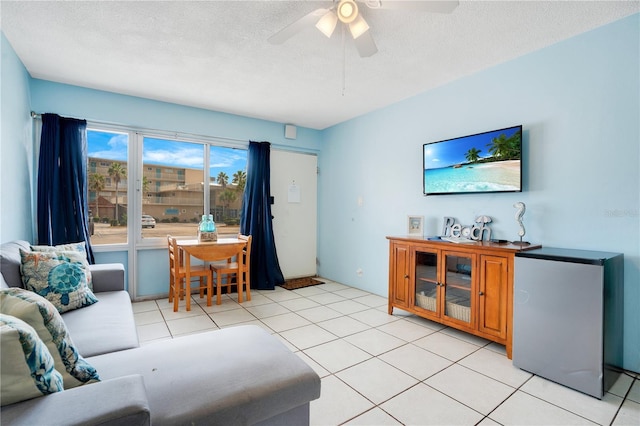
[[443, 253, 472, 324], [415, 251, 438, 313]]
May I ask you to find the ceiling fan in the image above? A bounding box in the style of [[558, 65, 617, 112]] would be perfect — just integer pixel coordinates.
[[268, 0, 459, 57]]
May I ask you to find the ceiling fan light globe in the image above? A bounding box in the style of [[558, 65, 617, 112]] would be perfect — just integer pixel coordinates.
[[349, 14, 370, 39], [337, 0, 358, 24], [316, 11, 338, 37]]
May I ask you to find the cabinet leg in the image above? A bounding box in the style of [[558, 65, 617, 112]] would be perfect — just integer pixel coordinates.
[[388, 304, 393, 315]]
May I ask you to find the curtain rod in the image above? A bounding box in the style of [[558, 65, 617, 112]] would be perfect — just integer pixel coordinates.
[[30, 111, 249, 146]]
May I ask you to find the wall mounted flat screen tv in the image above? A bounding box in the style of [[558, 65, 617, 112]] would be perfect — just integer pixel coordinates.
[[423, 125, 522, 195]]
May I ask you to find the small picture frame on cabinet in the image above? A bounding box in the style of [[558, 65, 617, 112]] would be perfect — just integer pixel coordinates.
[[407, 215, 424, 236]]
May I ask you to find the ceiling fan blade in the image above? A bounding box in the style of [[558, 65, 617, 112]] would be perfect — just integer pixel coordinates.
[[371, 1, 459, 13], [268, 8, 331, 44], [353, 30, 378, 57]]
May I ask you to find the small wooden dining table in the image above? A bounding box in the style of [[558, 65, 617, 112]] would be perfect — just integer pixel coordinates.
[[175, 238, 247, 311]]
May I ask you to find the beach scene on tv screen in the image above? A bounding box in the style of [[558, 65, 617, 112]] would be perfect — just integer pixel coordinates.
[[424, 127, 522, 194]]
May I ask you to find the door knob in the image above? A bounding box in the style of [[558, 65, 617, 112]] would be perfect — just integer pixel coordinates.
[[479, 291, 484, 296]]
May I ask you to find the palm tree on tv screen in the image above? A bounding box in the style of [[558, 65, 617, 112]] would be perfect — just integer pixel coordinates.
[[465, 147, 482, 163], [487, 131, 521, 161]]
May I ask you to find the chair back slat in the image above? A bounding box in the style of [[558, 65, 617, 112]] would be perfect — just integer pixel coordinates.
[[167, 234, 213, 310], [168, 235, 176, 272], [239, 234, 252, 288]]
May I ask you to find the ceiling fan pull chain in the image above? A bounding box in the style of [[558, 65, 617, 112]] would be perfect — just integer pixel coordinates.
[[342, 25, 346, 96]]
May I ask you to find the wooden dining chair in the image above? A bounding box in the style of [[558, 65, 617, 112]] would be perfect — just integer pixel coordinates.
[[210, 234, 252, 304], [180, 241, 245, 306], [167, 235, 212, 311]]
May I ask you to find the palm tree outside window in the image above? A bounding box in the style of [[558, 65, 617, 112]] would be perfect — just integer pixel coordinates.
[[89, 173, 105, 218], [108, 162, 127, 224]]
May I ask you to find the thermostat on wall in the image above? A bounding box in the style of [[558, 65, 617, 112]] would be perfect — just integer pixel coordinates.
[[284, 124, 297, 140]]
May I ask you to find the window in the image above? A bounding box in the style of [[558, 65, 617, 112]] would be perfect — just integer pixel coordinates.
[[87, 126, 247, 245], [211, 145, 246, 225], [87, 129, 129, 245], [140, 137, 247, 240], [141, 137, 204, 239]]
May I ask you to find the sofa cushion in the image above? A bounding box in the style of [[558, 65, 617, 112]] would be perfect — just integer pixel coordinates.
[[0, 288, 100, 389], [0, 314, 64, 406], [88, 325, 321, 425], [0, 375, 151, 426], [87, 263, 125, 293], [0, 240, 31, 288], [1, 274, 9, 290], [62, 291, 139, 357], [19, 249, 97, 313]]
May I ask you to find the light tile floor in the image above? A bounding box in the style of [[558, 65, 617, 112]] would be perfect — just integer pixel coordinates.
[[132, 279, 640, 426]]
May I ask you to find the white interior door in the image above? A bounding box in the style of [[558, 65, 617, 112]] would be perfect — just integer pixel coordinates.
[[270, 150, 317, 279]]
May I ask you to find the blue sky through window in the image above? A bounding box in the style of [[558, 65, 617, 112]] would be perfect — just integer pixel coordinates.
[[88, 130, 247, 179]]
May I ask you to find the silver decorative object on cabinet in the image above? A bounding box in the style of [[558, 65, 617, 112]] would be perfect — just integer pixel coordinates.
[[513, 202, 529, 246]]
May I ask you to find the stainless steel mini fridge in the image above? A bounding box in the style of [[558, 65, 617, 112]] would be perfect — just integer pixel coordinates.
[[513, 247, 624, 399]]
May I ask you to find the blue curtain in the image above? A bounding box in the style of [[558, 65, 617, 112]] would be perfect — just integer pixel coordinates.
[[37, 114, 95, 263], [240, 141, 284, 290]]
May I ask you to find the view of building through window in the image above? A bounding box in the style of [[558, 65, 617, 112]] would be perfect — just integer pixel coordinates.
[[87, 129, 247, 245], [88, 129, 129, 245]]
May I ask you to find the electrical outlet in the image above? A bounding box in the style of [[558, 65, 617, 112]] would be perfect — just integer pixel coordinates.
[[356, 268, 363, 277]]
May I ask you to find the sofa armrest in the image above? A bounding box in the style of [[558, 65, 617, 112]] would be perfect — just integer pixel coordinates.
[[0, 375, 150, 426], [89, 263, 125, 293]]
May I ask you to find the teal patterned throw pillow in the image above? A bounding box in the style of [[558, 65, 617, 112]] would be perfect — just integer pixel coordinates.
[[19, 249, 97, 313], [0, 288, 100, 390], [31, 242, 87, 254], [0, 314, 64, 406], [30, 242, 93, 290]]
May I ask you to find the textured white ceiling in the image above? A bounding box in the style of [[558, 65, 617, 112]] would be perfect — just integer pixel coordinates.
[[2, 1, 638, 130]]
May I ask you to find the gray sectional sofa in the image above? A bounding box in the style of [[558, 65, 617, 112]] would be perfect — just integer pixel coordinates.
[[0, 240, 321, 425]]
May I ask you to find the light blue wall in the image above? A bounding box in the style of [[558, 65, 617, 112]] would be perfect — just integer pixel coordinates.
[[318, 14, 639, 371], [0, 34, 34, 243], [29, 80, 323, 151]]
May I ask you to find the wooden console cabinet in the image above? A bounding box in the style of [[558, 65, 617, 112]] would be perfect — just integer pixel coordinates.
[[387, 236, 540, 358]]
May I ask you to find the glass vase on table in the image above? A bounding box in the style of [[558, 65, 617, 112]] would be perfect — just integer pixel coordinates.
[[198, 214, 217, 242]]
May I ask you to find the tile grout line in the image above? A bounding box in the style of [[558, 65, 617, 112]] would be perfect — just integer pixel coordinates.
[[134, 281, 635, 425]]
